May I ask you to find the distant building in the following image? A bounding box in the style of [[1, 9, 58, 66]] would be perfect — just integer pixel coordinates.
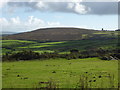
[[102, 28, 104, 31]]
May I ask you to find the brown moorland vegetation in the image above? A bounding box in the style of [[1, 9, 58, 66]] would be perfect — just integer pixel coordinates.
[[3, 27, 111, 41]]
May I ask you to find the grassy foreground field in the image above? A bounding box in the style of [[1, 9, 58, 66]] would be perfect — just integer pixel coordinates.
[[2, 58, 118, 88]]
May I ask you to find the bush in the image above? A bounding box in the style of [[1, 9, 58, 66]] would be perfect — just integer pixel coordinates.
[[40, 52, 59, 59], [2, 48, 119, 61], [99, 56, 109, 60], [70, 49, 79, 54], [3, 50, 40, 61]]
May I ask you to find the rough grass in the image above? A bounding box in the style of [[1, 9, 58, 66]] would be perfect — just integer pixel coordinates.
[[34, 50, 54, 53], [3, 28, 118, 41], [2, 58, 118, 88], [93, 31, 118, 35], [0, 62, 2, 89]]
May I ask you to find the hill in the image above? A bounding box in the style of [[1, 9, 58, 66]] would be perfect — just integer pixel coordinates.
[[2, 27, 115, 41]]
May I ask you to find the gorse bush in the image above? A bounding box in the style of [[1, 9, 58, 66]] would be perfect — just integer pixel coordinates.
[[2, 48, 120, 61], [2, 50, 39, 61], [2, 50, 60, 61], [40, 52, 60, 59]]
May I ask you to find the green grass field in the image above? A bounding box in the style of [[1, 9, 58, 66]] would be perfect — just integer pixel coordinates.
[[2, 32, 119, 89], [2, 58, 118, 88], [2, 38, 118, 55]]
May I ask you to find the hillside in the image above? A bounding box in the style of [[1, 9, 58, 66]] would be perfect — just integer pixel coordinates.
[[3, 27, 115, 41]]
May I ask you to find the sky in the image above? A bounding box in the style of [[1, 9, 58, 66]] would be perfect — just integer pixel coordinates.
[[0, 0, 119, 32]]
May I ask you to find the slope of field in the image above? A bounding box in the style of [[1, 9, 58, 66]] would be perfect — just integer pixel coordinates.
[[3, 27, 118, 41], [2, 58, 118, 88], [2, 40, 37, 55], [2, 38, 118, 55]]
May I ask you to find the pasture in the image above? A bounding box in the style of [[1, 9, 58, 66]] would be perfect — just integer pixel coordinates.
[[2, 38, 118, 55], [2, 32, 119, 88], [2, 58, 118, 88]]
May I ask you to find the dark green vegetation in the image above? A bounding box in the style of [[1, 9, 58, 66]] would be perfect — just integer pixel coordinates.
[[2, 36, 120, 61], [2, 58, 118, 88], [2, 38, 119, 55], [2, 48, 120, 62]]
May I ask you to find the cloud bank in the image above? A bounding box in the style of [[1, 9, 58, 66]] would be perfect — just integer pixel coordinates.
[[7, 1, 89, 14], [0, 0, 118, 15], [81, 2, 118, 15]]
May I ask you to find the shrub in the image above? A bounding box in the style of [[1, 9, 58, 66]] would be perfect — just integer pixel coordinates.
[[70, 49, 79, 54], [2, 48, 119, 61], [4, 50, 40, 61], [99, 56, 109, 60]]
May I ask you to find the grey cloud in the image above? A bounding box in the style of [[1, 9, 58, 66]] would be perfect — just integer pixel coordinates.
[[7, 2, 90, 14], [7, 1, 118, 15], [118, 2, 120, 15], [81, 2, 118, 15]]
